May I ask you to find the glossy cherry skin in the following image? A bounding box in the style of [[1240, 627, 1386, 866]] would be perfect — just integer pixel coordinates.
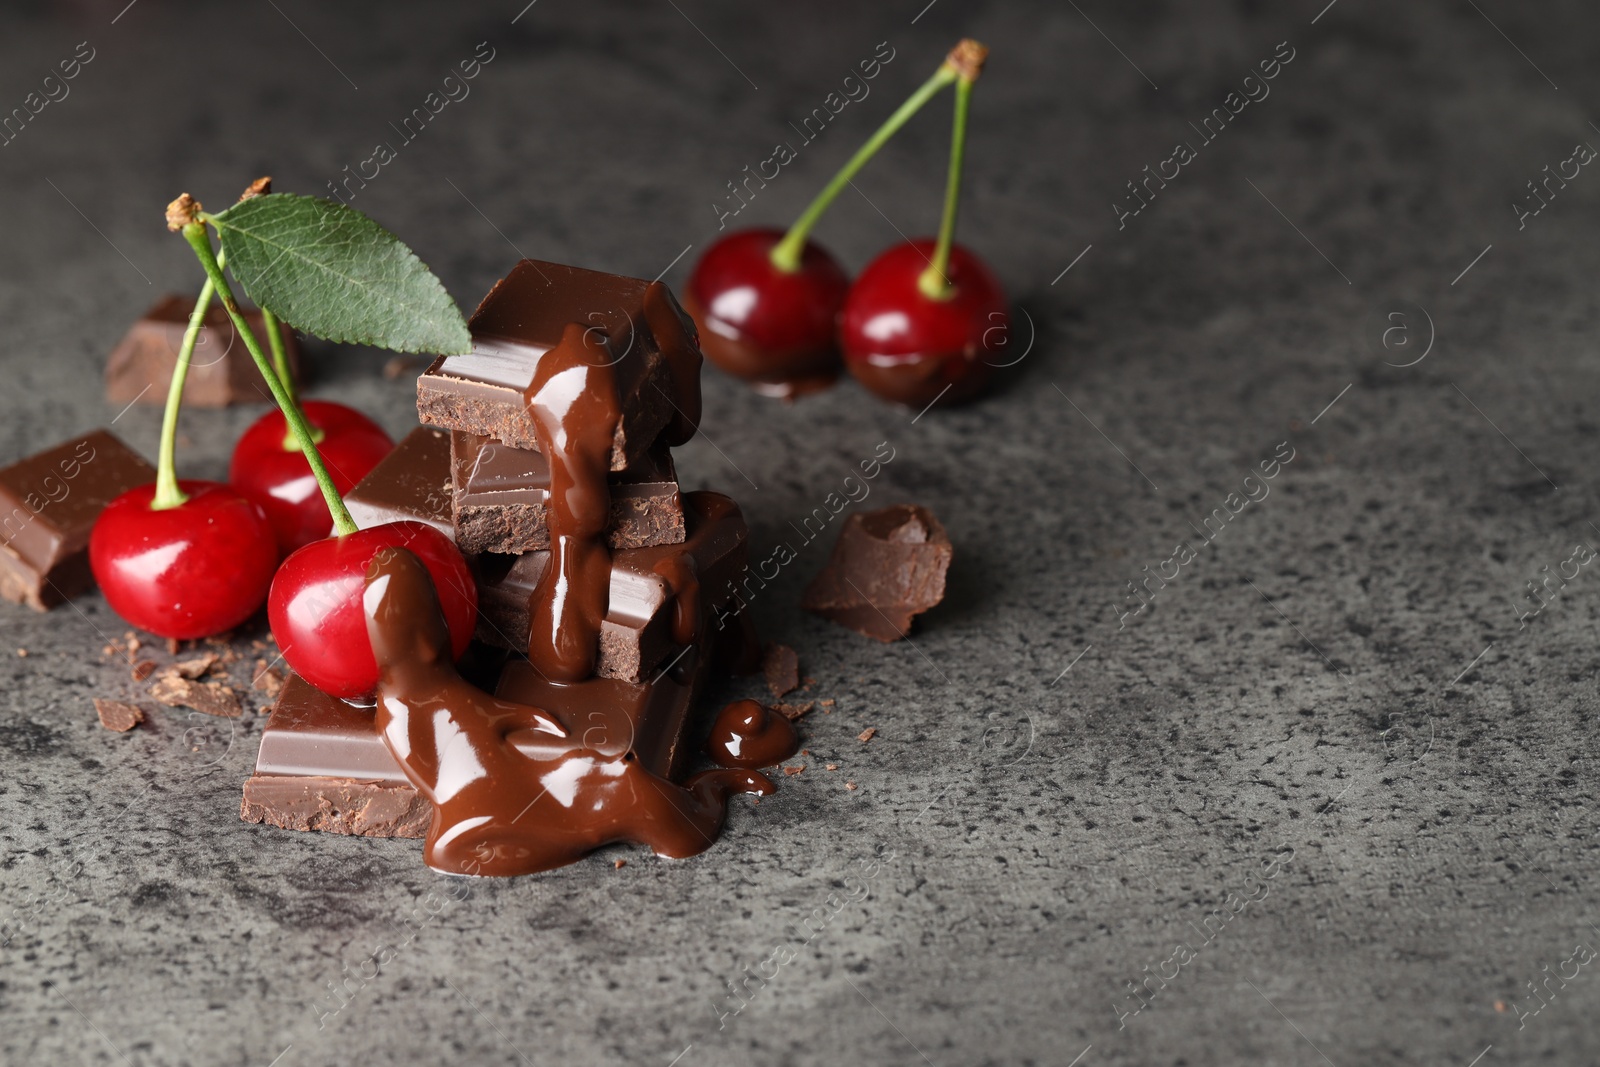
[[229, 400, 394, 555], [683, 227, 850, 400], [89, 480, 278, 640], [268, 521, 476, 700], [839, 239, 1010, 409]]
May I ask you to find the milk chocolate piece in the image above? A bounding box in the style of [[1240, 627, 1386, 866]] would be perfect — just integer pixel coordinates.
[[415, 260, 702, 470], [345, 426, 455, 538], [802, 504, 952, 641], [94, 698, 144, 733], [473, 491, 749, 682], [105, 294, 301, 408], [241, 775, 430, 839], [450, 431, 685, 555], [0, 430, 156, 611]]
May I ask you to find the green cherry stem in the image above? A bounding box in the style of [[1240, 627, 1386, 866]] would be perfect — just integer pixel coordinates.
[[918, 41, 987, 301], [150, 255, 223, 511], [180, 222, 359, 536], [768, 56, 960, 273], [257, 304, 324, 452]]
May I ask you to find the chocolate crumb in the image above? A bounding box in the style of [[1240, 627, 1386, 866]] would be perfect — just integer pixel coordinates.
[[857, 727, 876, 743], [253, 666, 285, 699], [150, 674, 242, 718], [783, 765, 805, 776], [761, 643, 800, 698], [95, 698, 144, 732], [172, 652, 221, 679], [613, 858, 627, 870], [773, 702, 814, 722], [131, 660, 158, 681], [845, 781, 858, 791]]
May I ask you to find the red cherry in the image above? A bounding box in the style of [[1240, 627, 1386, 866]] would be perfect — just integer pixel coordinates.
[[683, 227, 850, 400], [89, 480, 278, 640], [268, 522, 476, 700], [839, 239, 1010, 408], [229, 400, 394, 555]]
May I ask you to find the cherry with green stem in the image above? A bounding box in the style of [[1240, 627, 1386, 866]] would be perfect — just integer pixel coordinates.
[[178, 190, 475, 696], [840, 39, 1010, 410], [91, 231, 278, 639], [684, 39, 975, 400]]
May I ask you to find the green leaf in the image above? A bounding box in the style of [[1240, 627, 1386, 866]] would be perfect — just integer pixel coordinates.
[[210, 193, 471, 355]]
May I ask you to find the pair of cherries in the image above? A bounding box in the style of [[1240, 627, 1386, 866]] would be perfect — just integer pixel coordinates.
[[689, 229, 1008, 409], [90, 400, 476, 697]]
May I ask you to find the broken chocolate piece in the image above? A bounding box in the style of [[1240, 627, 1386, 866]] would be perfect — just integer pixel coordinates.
[[762, 642, 800, 698], [345, 426, 455, 538], [802, 504, 952, 641], [105, 293, 301, 408], [240, 775, 431, 839], [149, 673, 241, 718], [472, 491, 749, 682], [170, 652, 220, 679], [0, 430, 156, 611], [450, 431, 685, 555], [415, 260, 701, 469], [94, 698, 144, 732]]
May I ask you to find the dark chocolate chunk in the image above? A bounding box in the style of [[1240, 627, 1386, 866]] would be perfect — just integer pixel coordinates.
[[415, 260, 701, 470], [450, 431, 685, 555], [761, 642, 800, 698], [345, 426, 455, 538], [0, 430, 156, 611], [801, 504, 952, 641], [105, 294, 301, 408], [473, 491, 749, 682], [94, 698, 144, 732]]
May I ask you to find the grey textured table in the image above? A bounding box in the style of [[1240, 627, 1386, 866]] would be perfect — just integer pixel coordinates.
[[3, 1, 1598, 1064]]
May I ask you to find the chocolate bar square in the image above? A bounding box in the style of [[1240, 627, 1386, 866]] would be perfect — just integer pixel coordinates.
[[415, 260, 698, 470], [0, 430, 155, 611], [450, 431, 685, 555], [105, 294, 301, 408], [345, 426, 455, 538], [472, 491, 749, 682]]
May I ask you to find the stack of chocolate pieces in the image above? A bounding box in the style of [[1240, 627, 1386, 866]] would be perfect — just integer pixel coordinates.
[[242, 260, 762, 863]]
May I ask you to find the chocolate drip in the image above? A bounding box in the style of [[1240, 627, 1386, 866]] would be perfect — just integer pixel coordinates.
[[644, 281, 703, 445], [365, 547, 775, 877], [523, 322, 620, 682], [706, 699, 801, 770]]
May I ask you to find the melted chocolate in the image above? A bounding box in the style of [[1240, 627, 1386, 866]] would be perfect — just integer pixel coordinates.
[[522, 322, 621, 682], [365, 546, 773, 877], [705, 699, 800, 770]]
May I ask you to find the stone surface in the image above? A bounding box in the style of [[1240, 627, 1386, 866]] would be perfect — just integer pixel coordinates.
[[2, 1, 1598, 1065]]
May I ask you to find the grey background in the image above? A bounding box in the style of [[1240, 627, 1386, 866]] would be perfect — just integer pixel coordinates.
[[1, 0, 1598, 1064]]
